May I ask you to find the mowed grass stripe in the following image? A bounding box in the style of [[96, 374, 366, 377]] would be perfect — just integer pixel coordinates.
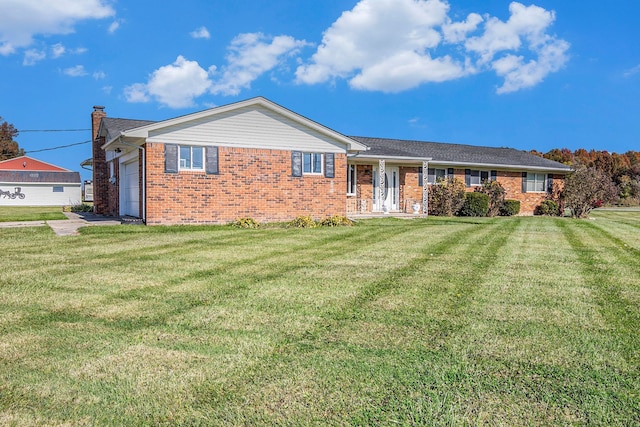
[[188, 218, 519, 424], [558, 218, 640, 367]]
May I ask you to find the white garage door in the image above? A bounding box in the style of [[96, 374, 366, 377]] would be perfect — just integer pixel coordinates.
[[123, 161, 139, 217]]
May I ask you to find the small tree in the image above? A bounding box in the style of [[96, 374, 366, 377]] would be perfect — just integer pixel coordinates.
[[562, 166, 618, 218], [428, 177, 466, 216], [475, 180, 506, 217], [0, 117, 23, 161]]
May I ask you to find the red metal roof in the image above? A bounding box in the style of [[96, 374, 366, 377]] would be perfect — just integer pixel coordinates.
[[0, 156, 69, 172]]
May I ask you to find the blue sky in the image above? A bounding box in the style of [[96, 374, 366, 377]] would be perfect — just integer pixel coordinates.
[[1, 0, 639, 181]]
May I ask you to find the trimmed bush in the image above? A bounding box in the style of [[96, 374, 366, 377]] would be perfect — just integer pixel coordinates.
[[288, 215, 318, 228], [500, 199, 521, 216], [458, 192, 489, 217], [231, 217, 260, 228], [535, 200, 560, 216], [475, 180, 506, 217], [320, 215, 353, 227], [428, 177, 466, 216]]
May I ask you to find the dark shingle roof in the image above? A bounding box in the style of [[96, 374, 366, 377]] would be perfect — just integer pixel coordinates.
[[350, 136, 571, 171], [102, 118, 156, 141], [0, 170, 80, 184]]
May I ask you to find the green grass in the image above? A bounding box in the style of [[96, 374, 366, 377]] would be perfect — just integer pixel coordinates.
[[0, 206, 66, 222], [1, 212, 639, 426]]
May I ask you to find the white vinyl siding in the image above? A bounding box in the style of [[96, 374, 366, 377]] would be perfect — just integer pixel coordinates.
[[147, 106, 346, 153]]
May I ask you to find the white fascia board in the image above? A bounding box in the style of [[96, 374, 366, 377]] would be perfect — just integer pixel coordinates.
[[118, 97, 369, 152], [427, 161, 573, 173], [349, 154, 433, 163]]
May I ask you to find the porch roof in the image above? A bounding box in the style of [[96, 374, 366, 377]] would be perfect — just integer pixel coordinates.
[[349, 136, 572, 172]]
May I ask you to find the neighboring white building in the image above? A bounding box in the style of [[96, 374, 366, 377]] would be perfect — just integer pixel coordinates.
[[0, 156, 82, 206]]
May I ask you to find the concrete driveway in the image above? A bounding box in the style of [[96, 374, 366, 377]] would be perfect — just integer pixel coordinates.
[[0, 212, 123, 236]]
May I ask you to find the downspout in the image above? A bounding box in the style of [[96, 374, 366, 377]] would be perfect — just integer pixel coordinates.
[[117, 137, 146, 223]]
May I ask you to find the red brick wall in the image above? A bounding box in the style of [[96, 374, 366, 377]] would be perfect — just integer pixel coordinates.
[[144, 143, 347, 225], [106, 160, 119, 216]]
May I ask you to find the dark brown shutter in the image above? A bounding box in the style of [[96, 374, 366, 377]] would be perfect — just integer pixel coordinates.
[[522, 172, 528, 193], [418, 167, 423, 187], [547, 174, 553, 193], [291, 151, 302, 177], [447, 168, 454, 177], [490, 170, 497, 181], [164, 144, 178, 173], [206, 146, 219, 175], [465, 169, 471, 187], [325, 153, 335, 178]]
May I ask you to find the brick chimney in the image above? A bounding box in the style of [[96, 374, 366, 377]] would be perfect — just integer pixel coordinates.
[[91, 106, 108, 214]]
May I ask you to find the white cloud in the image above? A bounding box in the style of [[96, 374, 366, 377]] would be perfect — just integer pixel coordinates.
[[23, 49, 46, 65], [297, 0, 568, 94], [210, 33, 309, 96], [0, 0, 115, 55], [93, 70, 106, 80], [624, 64, 640, 78], [124, 56, 213, 108], [108, 20, 122, 34], [190, 26, 211, 39], [123, 83, 150, 103], [51, 43, 66, 58], [63, 65, 88, 77]]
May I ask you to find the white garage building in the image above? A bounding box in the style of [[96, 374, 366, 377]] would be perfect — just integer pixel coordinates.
[[0, 156, 82, 206]]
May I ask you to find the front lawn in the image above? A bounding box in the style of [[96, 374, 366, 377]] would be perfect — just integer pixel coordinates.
[[0, 212, 638, 425], [0, 205, 66, 222]]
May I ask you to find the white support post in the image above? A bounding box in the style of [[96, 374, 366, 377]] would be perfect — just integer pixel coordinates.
[[422, 160, 429, 215], [379, 159, 386, 211]]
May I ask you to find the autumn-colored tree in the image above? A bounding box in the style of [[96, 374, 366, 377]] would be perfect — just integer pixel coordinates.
[[562, 166, 618, 218], [428, 177, 466, 216], [0, 117, 23, 161], [475, 179, 506, 217]]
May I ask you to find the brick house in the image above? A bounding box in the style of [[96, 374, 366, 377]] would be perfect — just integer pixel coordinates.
[[0, 156, 81, 206], [91, 97, 571, 224]]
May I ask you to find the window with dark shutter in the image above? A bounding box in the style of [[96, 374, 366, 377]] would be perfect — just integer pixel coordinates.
[[164, 144, 178, 173], [291, 151, 302, 177], [206, 146, 219, 174], [325, 153, 335, 178]]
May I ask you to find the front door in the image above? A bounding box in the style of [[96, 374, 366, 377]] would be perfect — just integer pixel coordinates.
[[373, 166, 400, 212]]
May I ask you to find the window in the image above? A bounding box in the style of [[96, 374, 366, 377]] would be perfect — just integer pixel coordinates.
[[428, 168, 447, 184], [526, 172, 546, 192], [347, 164, 357, 195], [179, 146, 204, 170], [469, 169, 481, 186], [303, 152, 323, 174], [53, 186, 64, 193]]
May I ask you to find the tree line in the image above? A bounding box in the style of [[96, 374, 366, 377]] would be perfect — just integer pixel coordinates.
[[529, 148, 640, 204]]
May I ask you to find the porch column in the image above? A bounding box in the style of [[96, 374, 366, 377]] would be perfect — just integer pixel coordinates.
[[379, 159, 386, 210], [422, 160, 429, 215]]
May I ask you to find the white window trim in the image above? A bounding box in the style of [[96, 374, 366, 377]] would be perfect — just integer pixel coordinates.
[[303, 152, 323, 175], [179, 145, 205, 171], [347, 164, 357, 195]]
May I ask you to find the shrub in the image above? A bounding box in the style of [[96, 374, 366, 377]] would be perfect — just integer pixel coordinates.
[[475, 180, 506, 217], [458, 192, 489, 217], [535, 200, 560, 216], [231, 217, 260, 229], [65, 203, 93, 213], [428, 178, 466, 216], [500, 199, 521, 216], [288, 215, 318, 228], [319, 215, 353, 227], [563, 166, 618, 218]]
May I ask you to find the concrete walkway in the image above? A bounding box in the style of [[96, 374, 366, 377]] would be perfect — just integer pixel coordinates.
[[0, 212, 123, 236]]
